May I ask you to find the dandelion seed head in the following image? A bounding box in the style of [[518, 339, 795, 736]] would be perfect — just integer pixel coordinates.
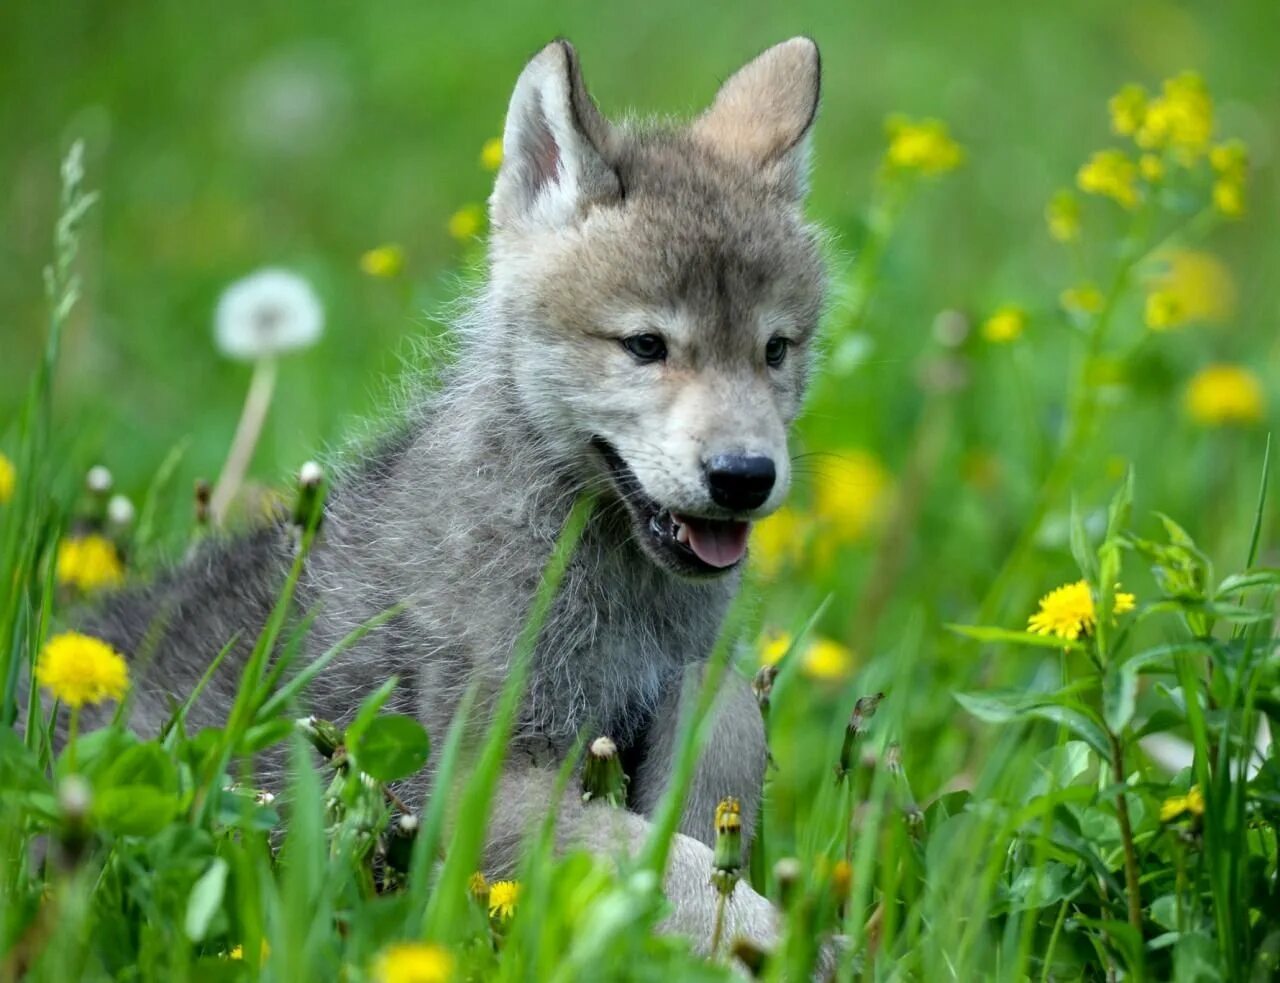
[[107, 494, 135, 528], [214, 268, 324, 362], [86, 465, 113, 494]]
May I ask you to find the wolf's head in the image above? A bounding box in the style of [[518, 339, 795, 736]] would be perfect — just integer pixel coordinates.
[[484, 38, 825, 579]]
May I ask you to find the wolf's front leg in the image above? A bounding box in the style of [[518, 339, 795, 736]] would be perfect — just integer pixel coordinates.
[[485, 762, 778, 954]]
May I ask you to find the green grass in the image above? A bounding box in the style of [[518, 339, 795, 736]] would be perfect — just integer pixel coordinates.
[[3, 4, 1280, 980]]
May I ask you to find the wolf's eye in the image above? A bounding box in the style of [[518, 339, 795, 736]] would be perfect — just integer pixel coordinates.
[[765, 336, 790, 368], [622, 333, 668, 363]]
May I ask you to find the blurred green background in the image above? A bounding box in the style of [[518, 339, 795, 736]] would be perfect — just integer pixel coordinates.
[[2, 0, 1278, 762]]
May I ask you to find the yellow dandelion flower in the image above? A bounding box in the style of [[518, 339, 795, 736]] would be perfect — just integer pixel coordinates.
[[1146, 250, 1236, 326], [813, 451, 891, 543], [1060, 283, 1105, 315], [1185, 364, 1266, 426], [372, 942, 454, 983], [1139, 153, 1164, 183], [0, 451, 14, 505], [488, 879, 520, 920], [1136, 72, 1213, 160], [1077, 149, 1139, 209], [56, 534, 125, 592], [802, 638, 854, 681], [1160, 784, 1205, 823], [480, 137, 503, 171], [750, 507, 808, 578], [227, 940, 270, 962], [981, 306, 1027, 344], [1212, 179, 1245, 219], [1045, 190, 1082, 243], [360, 244, 405, 278], [1144, 291, 1185, 331], [759, 630, 793, 668], [36, 631, 129, 708], [883, 116, 963, 176], [1027, 580, 1136, 642], [1108, 84, 1147, 137], [447, 204, 484, 242]]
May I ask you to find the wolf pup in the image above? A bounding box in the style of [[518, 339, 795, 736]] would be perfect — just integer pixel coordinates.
[[83, 38, 826, 950]]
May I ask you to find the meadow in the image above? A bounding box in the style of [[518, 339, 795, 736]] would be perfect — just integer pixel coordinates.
[[2, 2, 1279, 980]]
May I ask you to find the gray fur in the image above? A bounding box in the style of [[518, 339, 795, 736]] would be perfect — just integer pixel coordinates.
[[74, 37, 825, 956]]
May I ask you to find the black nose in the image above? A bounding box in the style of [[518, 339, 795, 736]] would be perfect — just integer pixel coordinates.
[[705, 453, 776, 511]]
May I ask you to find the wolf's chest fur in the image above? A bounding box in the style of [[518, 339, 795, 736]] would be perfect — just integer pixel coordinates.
[[298, 373, 735, 756]]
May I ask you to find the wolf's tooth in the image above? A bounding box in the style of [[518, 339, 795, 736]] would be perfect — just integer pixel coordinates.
[[675, 523, 689, 545]]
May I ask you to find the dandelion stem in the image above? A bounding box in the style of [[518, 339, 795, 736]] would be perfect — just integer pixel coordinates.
[[210, 356, 278, 524], [710, 891, 728, 957], [66, 706, 79, 773], [1108, 729, 1144, 940]]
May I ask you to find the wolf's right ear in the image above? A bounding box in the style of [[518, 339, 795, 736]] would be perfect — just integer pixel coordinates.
[[693, 37, 821, 199], [490, 40, 619, 231]]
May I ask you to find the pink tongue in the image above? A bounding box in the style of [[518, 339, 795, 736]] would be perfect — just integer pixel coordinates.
[[678, 515, 751, 568]]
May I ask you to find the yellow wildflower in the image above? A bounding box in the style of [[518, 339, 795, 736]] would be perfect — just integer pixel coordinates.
[[1077, 149, 1139, 209], [1209, 140, 1247, 182], [802, 638, 854, 681], [813, 451, 891, 543], [1045, 190, 1082, 243], [750, 506, 808, 578], [372, 942, 454, 983], [883, 116, 963, 176], [758, 631, 853, 680], [759, 630, 792, 668], [488, 879, 520, 920], [1060, 283, 1105, 315], [1139, 154, 1164, 183], [981, 306, 1027, 344], [447, 204, 484, 242], [36, 631, 129, 708], [1136, 72, 1213, 160], [360, 244, 405, 278], [1212, 179, 1245, 219], [467, 871, 489, 898], [1160, 785, 1205, 823], [1185, 364, 1266, 426], [1145, 250, 1236, 326], [1027, 580, 1136, 642], [1144, 291, 1185, 331], [228, 940, 270, 962], [1108, 84, 1147, 136], [480, 137, 504, 171], [56, 534, 125, 592], [0, 451, 14, 505]]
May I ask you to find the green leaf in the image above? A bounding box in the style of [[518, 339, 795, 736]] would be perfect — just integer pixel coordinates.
[[1216, 568, 1280, 595], [93, 786, 180, 836], [343, 677, 399, 751], [955, 692, 1110, 758], [351, 714, 430, 783], [1103, 662, 1137, 732], [945, 624, 1084, 652], [0, 726, 50, 793], [97, 741, 177, 793], [1070, 496, 1098, 581], [184, 857, 228, 942], [1105, 468, 1134, 543]]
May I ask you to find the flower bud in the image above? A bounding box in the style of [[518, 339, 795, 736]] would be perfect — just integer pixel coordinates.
[[581, 735, 627, 806], [297, 715, 343, 759], [837, 692, 884, 781], [712, 796, 743, 882], [773, 856, 802, 908], [292, 460, 326, 533]]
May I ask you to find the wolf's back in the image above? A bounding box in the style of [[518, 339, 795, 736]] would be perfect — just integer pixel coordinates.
[[78, 523, 294, 734]]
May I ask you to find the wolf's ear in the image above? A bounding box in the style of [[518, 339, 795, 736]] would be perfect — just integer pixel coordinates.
[[693, 37, 821, 199], [490, 40, 619, 230]]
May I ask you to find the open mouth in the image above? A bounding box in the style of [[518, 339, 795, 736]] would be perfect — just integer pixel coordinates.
[[591, 438, 751, 576]]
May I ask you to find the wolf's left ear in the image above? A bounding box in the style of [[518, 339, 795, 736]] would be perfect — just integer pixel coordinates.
[[490, 40, 619, 231], [693, 37, 821, 199]]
